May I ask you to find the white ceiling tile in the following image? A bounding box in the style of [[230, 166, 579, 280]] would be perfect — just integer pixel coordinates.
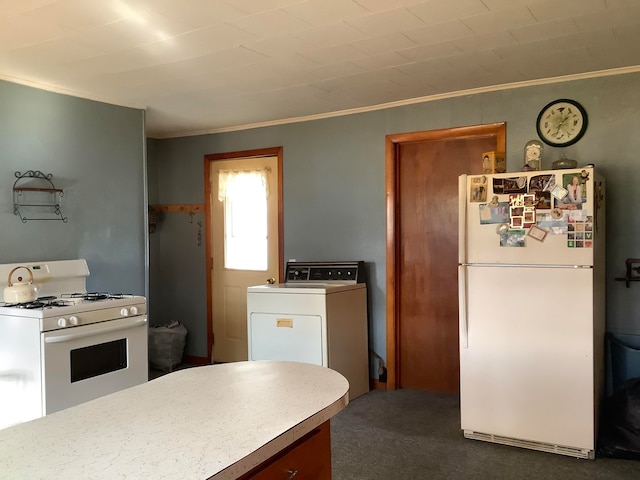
[[299, 44, 366, 65], [174, 46, 268, 72], [63, 12, 197, 55], [349, 51, 413, 70], [573, 5, 640, 32], [393, 58, 452, 80], [352, 0, 425, 14], [480, 0, 529, 10], [346, 7, 425, 36], [492, 32, 595, 63], [397, 41, 461, 62], [220, 0, 306, 15], [146, 0, 248, 28], [452, 30, 517, 52], [613, 22, 640, 43], [528, 45, 597, 71], [242, 34, 315, 56], [436, 55, 490, 77], [292, 22, 367, 48], [341, 79, 415, 105], [265, 52, 321, 70], [283, 0, 369, 26], [0, 0, 57, 17], [61, 50, 156, 77], [403, 20, 474, 45], [307, 61, 367, 83], [408, 0, 488, 25], [349, 33, 417, 56], [0, 12, 79, 49], [606, 0, 640, 8], [227, 9, 312, 37], [7, 37, 101, 66], [192, 62, 305, 93], [509, 18, 579, 44], [18, 0, 125, 29], [461, 5, 536, 34], [468, 49, 515, 72], [309, 70, 389, 95], [171, 24, 261, 55], [526, 0, 606, 23]]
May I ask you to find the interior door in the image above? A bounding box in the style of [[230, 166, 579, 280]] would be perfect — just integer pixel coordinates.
[[205, 150, 282, 363], [386, 123, 506, 393]]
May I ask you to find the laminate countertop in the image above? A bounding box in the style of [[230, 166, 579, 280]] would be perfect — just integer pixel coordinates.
[[0, 361, 349, 479]]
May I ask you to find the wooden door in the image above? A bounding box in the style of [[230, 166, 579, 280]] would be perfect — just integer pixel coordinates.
[[204, 148, 284, 363], [386, 123, 506, 393]]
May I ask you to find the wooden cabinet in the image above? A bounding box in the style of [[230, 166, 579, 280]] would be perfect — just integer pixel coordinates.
[[239, 421, 332, 480]]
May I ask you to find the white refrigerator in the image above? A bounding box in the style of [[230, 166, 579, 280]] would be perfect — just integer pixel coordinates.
[[458, 166, 606, 459]]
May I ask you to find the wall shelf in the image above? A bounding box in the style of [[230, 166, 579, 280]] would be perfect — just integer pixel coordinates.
[[13, 170, 68, 223], [151, 204, 204, 213], [615, 258, 640, 288]]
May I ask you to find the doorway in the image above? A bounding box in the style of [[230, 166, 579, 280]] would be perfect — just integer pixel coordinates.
[[204, 147, 284, 363], [385, 123, 506, 393]]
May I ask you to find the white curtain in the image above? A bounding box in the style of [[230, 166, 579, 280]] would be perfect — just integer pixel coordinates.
[[218, 169, 268, 202]]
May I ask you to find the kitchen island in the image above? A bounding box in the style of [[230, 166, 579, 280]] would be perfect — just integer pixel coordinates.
[[0, 360, 349, 479]]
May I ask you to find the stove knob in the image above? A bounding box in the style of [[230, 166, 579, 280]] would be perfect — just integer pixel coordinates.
[[58, 318, 67, 327], [130, 306, 139, 315], [69, 316, 79, 326], [120, 308, 129, 317]]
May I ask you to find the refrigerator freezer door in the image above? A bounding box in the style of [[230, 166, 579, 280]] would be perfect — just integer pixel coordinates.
[[460, 265, 595, 451], [461, 168, 598, 266]]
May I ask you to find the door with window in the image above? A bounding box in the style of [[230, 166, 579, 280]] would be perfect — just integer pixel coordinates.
[[205, 149, 282, 363]]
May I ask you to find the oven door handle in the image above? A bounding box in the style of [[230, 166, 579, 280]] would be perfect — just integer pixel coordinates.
[[44, 317, 147, 344]]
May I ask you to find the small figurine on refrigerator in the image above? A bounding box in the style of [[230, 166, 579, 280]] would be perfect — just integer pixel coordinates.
[[523, 140, 543, 171]]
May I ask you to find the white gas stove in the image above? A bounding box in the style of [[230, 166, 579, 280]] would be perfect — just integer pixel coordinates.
[[0, 259, 148, 430]]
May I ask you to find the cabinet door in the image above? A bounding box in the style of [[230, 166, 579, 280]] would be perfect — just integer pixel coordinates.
[[240, 421, 331, 480]]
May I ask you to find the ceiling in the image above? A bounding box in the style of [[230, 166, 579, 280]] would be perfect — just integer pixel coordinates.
[[1, 0, 640, 139]]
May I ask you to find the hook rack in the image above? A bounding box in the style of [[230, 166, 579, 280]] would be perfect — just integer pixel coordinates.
[[615, 258, 640, 288], [13, 170, 68, 223]]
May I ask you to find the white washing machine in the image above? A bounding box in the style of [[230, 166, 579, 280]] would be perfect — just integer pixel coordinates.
[[247, 261, 369, 399]]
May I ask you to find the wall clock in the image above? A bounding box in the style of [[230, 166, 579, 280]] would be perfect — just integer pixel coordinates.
[[536, 99, 588, 147]]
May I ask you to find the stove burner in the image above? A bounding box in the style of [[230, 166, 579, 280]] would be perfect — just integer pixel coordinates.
[[0, 293, 137, 309], [62, 292, 133, 301], [2, 296, 75, 309]]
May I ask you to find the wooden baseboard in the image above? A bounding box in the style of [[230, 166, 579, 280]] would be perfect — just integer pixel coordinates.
[[370, 379, 387, 391], [183, 355, 210, 366]]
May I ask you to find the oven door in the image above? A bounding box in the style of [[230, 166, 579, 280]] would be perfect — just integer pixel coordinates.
[[41, 316, 148, 414]]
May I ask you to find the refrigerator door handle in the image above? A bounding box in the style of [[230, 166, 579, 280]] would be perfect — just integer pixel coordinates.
[[458, 174, 467, 265], [458, 264, 468, 349]]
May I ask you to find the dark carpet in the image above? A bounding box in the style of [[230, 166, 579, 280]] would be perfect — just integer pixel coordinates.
[[330, 389, 640, 479]]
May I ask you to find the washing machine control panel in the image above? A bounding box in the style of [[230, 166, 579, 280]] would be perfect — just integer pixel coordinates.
[[285, 261, 364, 283]]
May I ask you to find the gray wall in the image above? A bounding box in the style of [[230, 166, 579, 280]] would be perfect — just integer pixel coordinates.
[[0, 80, 147, 294], [149, 71, 640, 369]]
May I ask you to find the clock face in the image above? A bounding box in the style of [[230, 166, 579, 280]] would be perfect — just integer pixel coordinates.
[[536, 99, 588, 147], [525, 144, 541, 160]]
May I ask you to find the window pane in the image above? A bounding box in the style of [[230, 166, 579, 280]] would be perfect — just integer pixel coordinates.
[[223, 173, 268, 271]]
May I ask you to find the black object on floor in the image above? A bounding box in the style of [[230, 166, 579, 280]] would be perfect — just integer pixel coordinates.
[[598, 378, 640, 460]]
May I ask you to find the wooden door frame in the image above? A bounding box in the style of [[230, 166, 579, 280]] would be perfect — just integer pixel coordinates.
[[203, 146, 284, 361], [385, 123, 506, 390]]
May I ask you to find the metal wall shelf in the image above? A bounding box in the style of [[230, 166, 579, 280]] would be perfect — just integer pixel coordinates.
[[615, 258, 640, 288], [13, 170, 68, 223]]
